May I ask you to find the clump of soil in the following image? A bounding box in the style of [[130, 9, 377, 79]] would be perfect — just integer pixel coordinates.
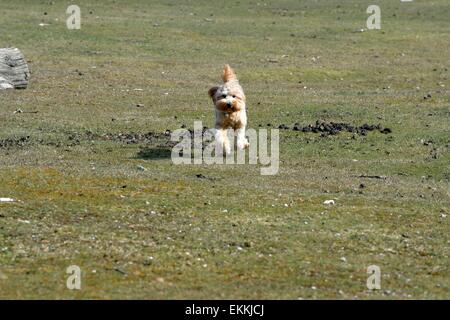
[[68, 130, 171, 145], [0, 136, 31, 148], [277, 121, 392, 136], [98, 131, 170, 144], [1, 130, 174, 150]]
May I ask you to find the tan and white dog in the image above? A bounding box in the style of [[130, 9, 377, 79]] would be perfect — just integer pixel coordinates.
[[208, 64, 249, 154]]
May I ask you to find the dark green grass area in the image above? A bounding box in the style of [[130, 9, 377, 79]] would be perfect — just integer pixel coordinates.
[[0, 0, 449, 299]]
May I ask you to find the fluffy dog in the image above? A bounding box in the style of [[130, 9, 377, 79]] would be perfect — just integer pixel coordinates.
[[208, 64, 249, 154]]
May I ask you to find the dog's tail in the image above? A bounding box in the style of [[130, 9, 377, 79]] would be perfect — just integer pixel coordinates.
[[222, 64, 237, 82]]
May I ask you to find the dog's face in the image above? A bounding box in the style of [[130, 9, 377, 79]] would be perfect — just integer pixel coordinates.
[[209, 84, 245, 113], [209, 65, 245, 113]]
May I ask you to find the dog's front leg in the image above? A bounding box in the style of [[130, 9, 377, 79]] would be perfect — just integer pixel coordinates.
[[236, 127, 249, 150], [215, 128, 231, 155]]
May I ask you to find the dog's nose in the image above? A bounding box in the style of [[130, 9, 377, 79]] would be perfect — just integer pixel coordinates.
[[227, 101, 232, 108]]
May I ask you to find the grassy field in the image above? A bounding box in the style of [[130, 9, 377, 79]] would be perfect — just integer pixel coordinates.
[[0, 0, 449, 299]]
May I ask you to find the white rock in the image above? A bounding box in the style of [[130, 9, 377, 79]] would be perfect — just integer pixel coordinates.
[[323, 200, 335, 205], [0, 198, 15, 202]]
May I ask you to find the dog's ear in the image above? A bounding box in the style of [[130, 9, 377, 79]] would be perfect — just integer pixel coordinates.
[[222, 64, 237, 82], [208, 86, 219, 99]]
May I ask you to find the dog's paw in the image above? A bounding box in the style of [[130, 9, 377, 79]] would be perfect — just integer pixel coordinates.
[[237, 139, 249, 150]]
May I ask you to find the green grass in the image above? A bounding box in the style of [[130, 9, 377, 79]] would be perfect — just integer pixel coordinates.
[[0, 0, 449, 299]]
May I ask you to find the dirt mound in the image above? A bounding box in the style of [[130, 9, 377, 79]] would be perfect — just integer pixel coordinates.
[[97, 131, 170, 144], [277, 121, 392, 136], [67, 130, 172, 145], [0, 136, 30, 148]]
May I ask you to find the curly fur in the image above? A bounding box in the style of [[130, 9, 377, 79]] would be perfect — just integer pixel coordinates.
[[208, 65, 249, 153]]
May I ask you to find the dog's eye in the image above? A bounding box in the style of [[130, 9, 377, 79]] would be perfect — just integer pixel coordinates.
[[232, 95, 236, 98], [221, 94, 227, 99]]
